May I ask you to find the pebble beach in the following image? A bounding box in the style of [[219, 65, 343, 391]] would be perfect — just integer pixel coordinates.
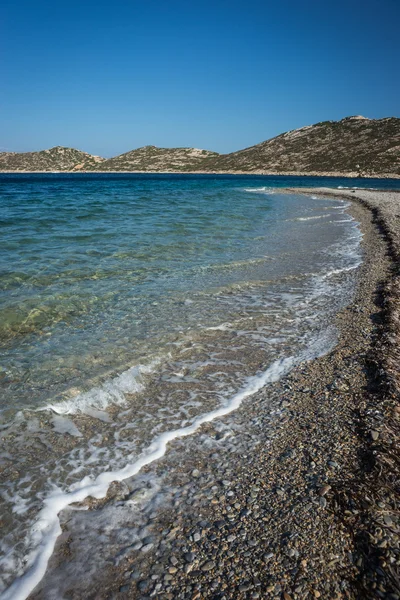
[[23, 188, 399, 600]]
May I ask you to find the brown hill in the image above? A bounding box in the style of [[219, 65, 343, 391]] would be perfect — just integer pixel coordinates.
[[84, 146, 219, 172], [1, 116, 399, 176], [0, 146, 104, 172], [197, 116, 400, 176]]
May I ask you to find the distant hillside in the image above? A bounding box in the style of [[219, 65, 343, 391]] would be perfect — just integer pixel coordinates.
[[86, 116, 399, 176], [0, 146, 104, 172], [197, 116, 400, 177], [84, 146, 219, 172], [1, 116, 399, 176]]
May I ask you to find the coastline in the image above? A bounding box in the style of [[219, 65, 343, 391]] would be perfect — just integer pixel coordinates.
[[26, 189, 400, 599], [0, 170, 399, 179]]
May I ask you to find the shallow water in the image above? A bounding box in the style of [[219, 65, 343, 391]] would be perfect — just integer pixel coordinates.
[[0, 174, 377, 597]]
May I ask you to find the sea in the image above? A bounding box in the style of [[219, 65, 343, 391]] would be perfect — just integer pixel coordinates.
[[0, 173, 399, 599]]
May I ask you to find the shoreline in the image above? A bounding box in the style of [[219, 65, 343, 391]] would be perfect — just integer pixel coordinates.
[[0, 170, 399, 179], [26, 189, 400, 599]]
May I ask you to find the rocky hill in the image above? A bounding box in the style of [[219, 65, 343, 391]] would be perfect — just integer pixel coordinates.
[[83, 146, 219, 172], [198, 116, 400, 177], [0, 146, 104, 172], [1, 116, 399, 176]]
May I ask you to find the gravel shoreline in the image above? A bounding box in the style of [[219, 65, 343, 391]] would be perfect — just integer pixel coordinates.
[[29, 190, 400, 600]]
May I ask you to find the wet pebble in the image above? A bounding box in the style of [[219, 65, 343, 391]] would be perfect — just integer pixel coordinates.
[[319, 485, 331, 496], [184, 552, 195, 563], [201, 560, 216, 572], [137, 580, 150, 592]]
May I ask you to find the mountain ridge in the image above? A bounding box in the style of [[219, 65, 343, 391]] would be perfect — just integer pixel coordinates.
[[1, 116, 399, 177]]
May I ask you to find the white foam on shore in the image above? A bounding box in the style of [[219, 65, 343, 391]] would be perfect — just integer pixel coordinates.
[[0, 330, 334, 600], [293, 214, 332, 221], [243, 187, 276, 194], [0, 191, 364, 600], [337, 186, 377, 191], [51, 416, 82, 437], [206, 322, 232, 331], [41, 361, 160, 416], [321, 263, 361, 279]]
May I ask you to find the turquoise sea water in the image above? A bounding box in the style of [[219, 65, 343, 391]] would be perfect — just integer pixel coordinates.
[[0, 174, 398, 598], [1, 174, 397, 409]]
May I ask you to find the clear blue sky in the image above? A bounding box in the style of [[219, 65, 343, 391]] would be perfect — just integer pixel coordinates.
[[1, 0, 399, 157]]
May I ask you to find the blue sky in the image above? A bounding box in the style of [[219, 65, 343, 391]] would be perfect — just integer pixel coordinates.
[[1, 0, 399, 156]]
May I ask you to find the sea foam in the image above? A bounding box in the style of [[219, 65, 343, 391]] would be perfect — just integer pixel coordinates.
[[0, 187, 364, 600], [243, 186, 276, 194], [41, 360, 160, 416], [1, 330, 335, 600]]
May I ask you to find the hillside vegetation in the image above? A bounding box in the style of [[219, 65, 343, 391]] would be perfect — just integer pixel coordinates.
[[0, 146, 104, 172], [1, 116, 399, 176], [83, 146, 219, 172], [197, 116, 400, 176]]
